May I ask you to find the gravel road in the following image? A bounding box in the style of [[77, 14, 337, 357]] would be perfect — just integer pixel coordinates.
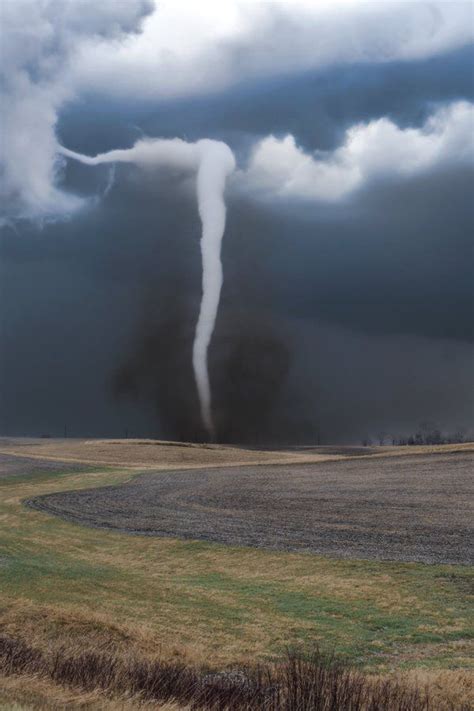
[[26, 452, 473, 564]]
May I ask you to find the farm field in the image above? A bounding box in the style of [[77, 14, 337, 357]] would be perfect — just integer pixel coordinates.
[[0, 440, 472, 709], [27, 454, 473, 565]]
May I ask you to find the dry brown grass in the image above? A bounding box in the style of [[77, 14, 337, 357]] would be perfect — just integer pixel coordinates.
[[0, 438, 331, 469], [399, 668, 473, 710], [0, 600, 188, 666], [0, 673, 186, 710], [1, 604, 472, 710], [0, 437, 472, 470]]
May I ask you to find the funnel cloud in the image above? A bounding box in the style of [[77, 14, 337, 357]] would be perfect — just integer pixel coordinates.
[[59, 138, 235, 437]]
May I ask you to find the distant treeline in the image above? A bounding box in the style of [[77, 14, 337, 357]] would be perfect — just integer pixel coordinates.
[[362, 424, 468, 447]]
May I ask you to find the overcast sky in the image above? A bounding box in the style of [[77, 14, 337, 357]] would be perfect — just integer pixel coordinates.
[[1, 0, 473, 442]]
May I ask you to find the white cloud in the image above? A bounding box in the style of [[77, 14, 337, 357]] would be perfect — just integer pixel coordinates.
[[0, 0, 152, 221], [242, 101, 474, 202], [72, 0, 474, 100]]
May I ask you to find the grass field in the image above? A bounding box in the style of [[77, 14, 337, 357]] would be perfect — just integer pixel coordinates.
[[0, 441, 472, 708]]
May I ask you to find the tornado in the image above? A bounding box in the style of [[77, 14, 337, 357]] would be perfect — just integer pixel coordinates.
[[193, 140, 235, 438], [59, 137, 235, 440]]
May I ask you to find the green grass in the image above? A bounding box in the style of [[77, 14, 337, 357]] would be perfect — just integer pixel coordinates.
[[0, 464, 472, 672]]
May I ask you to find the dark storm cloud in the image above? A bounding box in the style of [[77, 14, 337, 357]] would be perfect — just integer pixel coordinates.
[[232, 165, 474, 343], [283, 317, 474, 444], [0, 169, 202, 438], [1, 34, 473, 441], [2, 150, 472, 441]]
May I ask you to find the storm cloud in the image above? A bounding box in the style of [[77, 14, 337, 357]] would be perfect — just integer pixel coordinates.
[[1, 0, 473, 442]]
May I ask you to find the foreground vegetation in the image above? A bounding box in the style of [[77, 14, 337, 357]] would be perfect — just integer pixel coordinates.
[[0, 457, 472, 708], [0, 637, 446, 710]]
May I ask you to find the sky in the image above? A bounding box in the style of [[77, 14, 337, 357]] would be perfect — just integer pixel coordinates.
[[0, 0, 473, 443]]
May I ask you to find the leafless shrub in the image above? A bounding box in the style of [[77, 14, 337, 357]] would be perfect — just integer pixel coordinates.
[[0, 636, 434, 710]]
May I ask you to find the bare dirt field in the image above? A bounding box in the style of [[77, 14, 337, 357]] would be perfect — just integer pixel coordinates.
[[27, 451, 473, 565]]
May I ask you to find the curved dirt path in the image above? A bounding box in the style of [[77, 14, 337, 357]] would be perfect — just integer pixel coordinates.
[[26, 452, 473, 565]]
